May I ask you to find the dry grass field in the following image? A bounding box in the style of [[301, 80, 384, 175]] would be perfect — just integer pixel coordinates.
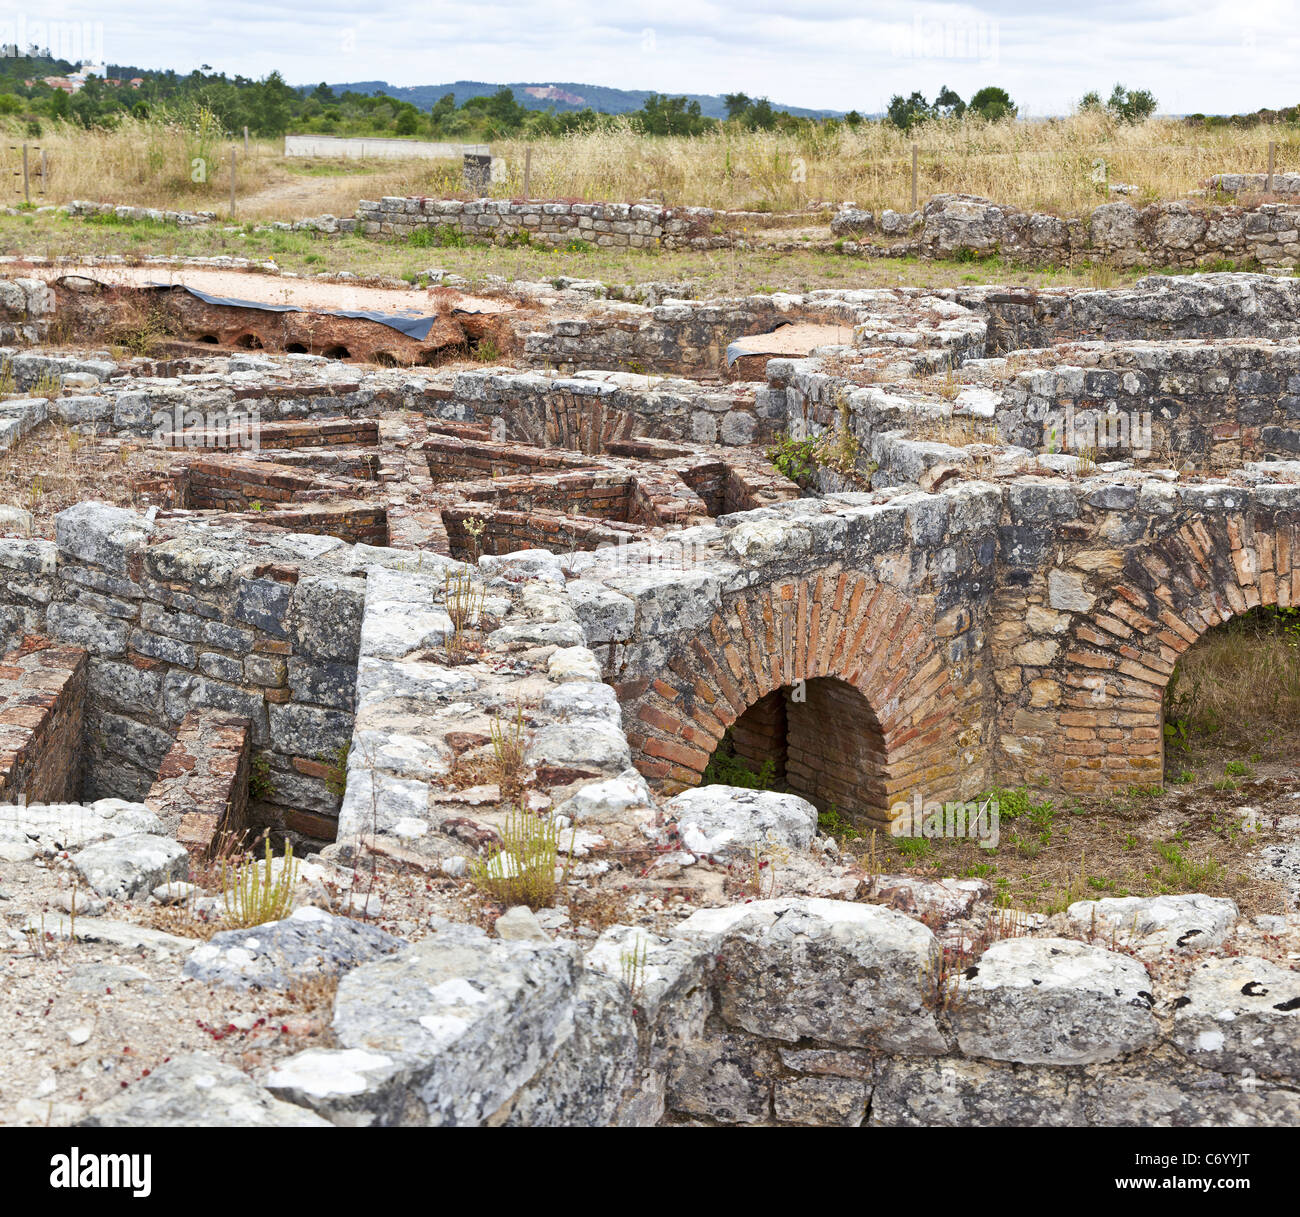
[[5, 112, 1297, 223]]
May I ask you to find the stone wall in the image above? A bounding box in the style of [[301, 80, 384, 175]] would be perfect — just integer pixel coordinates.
[[146, 708, 253, 854], [0, 504, 367, 844], [565, 477, 1300, 813], [449, 368, 771, 446], [355, 197, 724, 250], [0, 641, 88, 804], [842, 193, 1300, 271], [253, 893, 1300, 1127]]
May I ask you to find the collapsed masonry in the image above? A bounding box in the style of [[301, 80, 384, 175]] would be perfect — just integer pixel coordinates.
[[0, 268, 1298, 1126]]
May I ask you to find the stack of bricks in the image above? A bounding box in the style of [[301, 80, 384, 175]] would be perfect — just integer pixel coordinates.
[[164, 418, 380, 451], [0, 641, 88, 804], [181, 456, 331, 511], [146, 709, 252, 855]]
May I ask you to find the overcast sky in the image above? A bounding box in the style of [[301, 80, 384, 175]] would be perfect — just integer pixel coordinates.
[[14, 0, 1300, 115]]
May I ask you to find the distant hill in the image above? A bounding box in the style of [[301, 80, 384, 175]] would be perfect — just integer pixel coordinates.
[[325, 80, 845, 120]]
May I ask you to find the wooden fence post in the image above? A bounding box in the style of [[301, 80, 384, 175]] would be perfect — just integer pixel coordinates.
[[230, 149, 236, 216], [21, 143, 29, 205], [911, 143, 918, 211], [524, 146, 532, 199], [1267, 140, 1276, 193]]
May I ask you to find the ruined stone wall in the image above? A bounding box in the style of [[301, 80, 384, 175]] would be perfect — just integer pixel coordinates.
[[843, 193, 1300, 270], [146, 708, 253, 854], [959, 273, 1300, 351], [0, 506, 366, 843], [565, 477, 1299, 815], [355, 197, 724, 250], [0, 642, 88, 804], [988, 340, 1300, 463], [450, 368, 771, 445]]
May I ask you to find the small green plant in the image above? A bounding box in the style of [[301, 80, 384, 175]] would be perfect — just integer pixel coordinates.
[[444, 566, 486, 656], [702, 740, 777, 790], [249, 754, 276, 800], [323, 743, 349, 799], [896, 836, 933, 862], [222, 838, 298, 928], [470, 808, 563, 908], [1223, 760, 1250, 777], [817, 804, 862, 841], [473, 337, 501, 363], [0, 360, 15, 397], [1155, 839, 1224, 890], [767, 432, 818, 484], [490, 702, 528, 792], [462, 515, 487, 562], [620, 934, 649, 1003]]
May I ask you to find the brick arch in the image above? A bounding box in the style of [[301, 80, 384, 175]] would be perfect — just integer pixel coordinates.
[[1058, 511, 1296, 793], [618, 571, 969, 825]]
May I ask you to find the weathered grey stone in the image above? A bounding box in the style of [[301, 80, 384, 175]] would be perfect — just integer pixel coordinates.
[[0, 798, 160, 849], [1066, 893, 1238, 952], [72, 832, 188, 899], [501, 968, 637, 1127], [666, 1024, 778, 1124], [952, 937, 1157, 1065], [1172, 956, 1300, 1080], [663, 785, 819, 858], [80, 1053, 331, 1127], [183, 907, 402, 990], [271, 930, 579, 1126], [674, 898, 946, 1053], [54, 501, 153, 573], [773, 1074, 872, 1126], [494, 905, 551, 942], [871, 1057, 1089, 1126]]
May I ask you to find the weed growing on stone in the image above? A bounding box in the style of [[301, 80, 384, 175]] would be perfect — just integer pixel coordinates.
[[29, 371, 64, 399], [469, 808, 562, 909], [222, 838, 298, 928], [490, 701, 529, 795], [444, 567, 486, 659], [249, 754, 277, 801], [766, 433, 817, 484], [619, 934, 649, 1003]]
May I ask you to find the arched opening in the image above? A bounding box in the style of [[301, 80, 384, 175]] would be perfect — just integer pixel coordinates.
[[234, 332, 264, 349], [704, 676, 888, 820], [322, 345, 350, 360], [1163, 605, 1300, 782], [284, 342, 308, 354], [197, 334, 218, 344], [373, 351, 400, 367]]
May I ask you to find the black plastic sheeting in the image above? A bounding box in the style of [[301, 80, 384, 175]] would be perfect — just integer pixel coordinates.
[[147, 282, 439, 341]]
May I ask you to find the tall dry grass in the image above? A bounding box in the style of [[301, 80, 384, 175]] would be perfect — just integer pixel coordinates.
[[1, 115, 460, 219], [5, 111, 1298, 222], [1168, 610, 1300, 744], [496, 112, 1298, 216]]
